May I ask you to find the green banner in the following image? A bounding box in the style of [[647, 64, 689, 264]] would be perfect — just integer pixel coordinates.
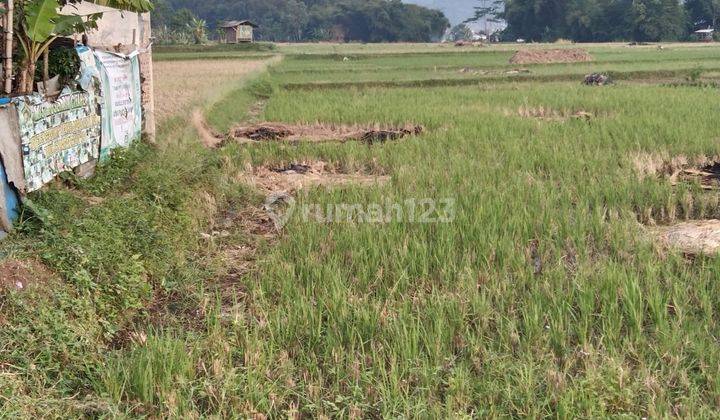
[[13, 92, 102, 192], [94, 51, 143, 160]]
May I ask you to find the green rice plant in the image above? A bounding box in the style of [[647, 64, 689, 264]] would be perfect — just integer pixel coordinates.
[[4, 43, 720, 417], [94, 332, 196, 413]]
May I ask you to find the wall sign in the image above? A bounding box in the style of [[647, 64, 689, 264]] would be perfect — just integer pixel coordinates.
[[94, 51, 142, 160], [13, 92, 102, 192]]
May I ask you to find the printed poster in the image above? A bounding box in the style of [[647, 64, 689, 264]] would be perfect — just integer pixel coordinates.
[[13, 92, 102, 192], [94, 51, 142, 160]]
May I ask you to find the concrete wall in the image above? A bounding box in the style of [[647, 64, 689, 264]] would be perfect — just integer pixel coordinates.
[[60, 4, 156, 142], [60, 3, 147, 49]]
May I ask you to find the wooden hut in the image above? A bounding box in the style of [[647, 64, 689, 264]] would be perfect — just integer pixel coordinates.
[[694, 28, 715, 42], [220, 20, 259, 43]]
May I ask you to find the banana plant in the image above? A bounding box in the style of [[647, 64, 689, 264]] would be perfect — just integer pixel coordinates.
[[188, 17, 207, 44], [14, 0, 154, 94], [15, 0, 101, 94]]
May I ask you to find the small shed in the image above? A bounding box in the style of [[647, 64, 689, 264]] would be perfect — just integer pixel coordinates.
[[695, 28, 715, 42], [220, 20, 259, 43]]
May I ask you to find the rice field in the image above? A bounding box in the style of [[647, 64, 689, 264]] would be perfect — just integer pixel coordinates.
[[3, 42, 720, 417], [153, 57, 278, 123]]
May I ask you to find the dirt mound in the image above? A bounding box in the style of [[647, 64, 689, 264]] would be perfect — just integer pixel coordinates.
[[359, 127, 424, 144], [509, 48, 593, 64], [651, 220, 720, 256], [231, 123, 423, 145], [243, 160, 390, 194], [235, 123, 293, 141], [0, 259, 54, 291], [584, 73, 612, 86]]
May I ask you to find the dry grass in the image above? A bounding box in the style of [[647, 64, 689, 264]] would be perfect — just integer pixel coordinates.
[[506, 105, 594, 121], [153, 57, 279, 123], [509, 48, 593, 64], [631, 152, 720, 180], [241, 160, 390, 194]]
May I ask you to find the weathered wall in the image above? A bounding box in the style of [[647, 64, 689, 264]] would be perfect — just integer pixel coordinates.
[[0, 4, 156, 234], [61, 4, 156, 142], [61, 3, 143, 49]]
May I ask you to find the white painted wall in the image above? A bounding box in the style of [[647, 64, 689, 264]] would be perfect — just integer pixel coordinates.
[[60, 3, 148, 49]]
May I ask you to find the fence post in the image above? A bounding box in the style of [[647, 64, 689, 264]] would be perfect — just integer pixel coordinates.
[[4, 0, 13, 94], [138, 12, 156, 144]]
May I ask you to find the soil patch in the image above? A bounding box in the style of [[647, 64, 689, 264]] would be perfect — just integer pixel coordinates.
[[230, 122, 423, 145], [243, 160, 390, 194], [0, 259, 55, 291], [509, 48, 593, 64], [651, 220, 720, 256], [633, 153, 720, 189], [508, 106, 594, 121], [192, 109, 226, 148]]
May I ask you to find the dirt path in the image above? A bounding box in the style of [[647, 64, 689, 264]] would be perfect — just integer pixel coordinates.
[[192, 109, 224, 148], [153, 56, 281, 124]]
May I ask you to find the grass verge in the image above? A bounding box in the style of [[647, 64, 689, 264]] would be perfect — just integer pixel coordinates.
[[0, 62, 269, 417]]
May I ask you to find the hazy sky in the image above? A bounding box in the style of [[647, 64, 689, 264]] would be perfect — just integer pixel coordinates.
[[403, 0, 478, 25]]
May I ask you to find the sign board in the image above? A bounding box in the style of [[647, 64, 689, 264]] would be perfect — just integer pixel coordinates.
[[94, 51, 142, 159], [13, 92, 102, 192]]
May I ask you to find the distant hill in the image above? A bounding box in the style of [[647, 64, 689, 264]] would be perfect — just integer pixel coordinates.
[[157, 0, 450, 42], [403, 0, 477, 24]]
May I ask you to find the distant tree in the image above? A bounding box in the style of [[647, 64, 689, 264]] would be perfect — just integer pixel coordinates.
[[160, 0, 450, 42], [685, 0, 720, 29], [464, 0, 503, 24], [232, 0, 309, 41], [630, 0, 686, 41], [188, 17, 207, 44], [500, 0, 569, 41], [490, 0, 689, 42], [169, 8, 195, 31], [149, 0, 173, 28], [403, 1, 446, 41], [448, 23, 474, 41]]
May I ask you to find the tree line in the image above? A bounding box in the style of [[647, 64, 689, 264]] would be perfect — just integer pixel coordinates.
[[152, 0, 450, 43], [470, 0, 720, 42]]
